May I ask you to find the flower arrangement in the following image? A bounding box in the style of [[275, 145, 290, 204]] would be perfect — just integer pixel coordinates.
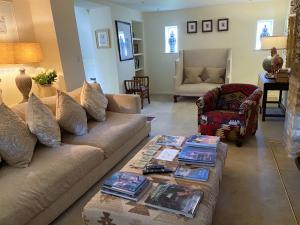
[[32, 69, 57, 86]]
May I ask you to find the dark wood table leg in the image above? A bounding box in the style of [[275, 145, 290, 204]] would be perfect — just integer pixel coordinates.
[[262, 87, 268, 121], [278, 90, 282, 108]]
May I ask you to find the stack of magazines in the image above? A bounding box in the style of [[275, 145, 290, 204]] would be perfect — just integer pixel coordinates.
[[178, 135, 220, 167], [101, 172, 150, 201]]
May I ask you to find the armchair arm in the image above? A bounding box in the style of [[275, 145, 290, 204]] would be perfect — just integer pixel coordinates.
[[238, 88, 262, 135], [196, 88, 220, 125], [105, 94, 141, 114], [175, 51, 184, 87], [225, 49, 232, 84]]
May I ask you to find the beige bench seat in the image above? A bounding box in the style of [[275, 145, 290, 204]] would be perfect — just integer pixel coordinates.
[[0, 144, 104, 225], [62, 111, 147, 157]]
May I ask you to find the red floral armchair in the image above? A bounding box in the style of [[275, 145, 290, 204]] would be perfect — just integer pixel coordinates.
[[196, 83, 262, 146]]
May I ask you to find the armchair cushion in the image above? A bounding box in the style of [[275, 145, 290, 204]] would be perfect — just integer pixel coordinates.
[[183, 67, 204, 84], [202, 67, 225, 84], [217, 83, 259, 111]]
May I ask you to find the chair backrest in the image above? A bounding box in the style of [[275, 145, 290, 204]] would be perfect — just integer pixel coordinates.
[[217, 83, 259, 111], [182, 49, 230, 68], [133, 76, 149, 88], [124, 80, 141, 93]]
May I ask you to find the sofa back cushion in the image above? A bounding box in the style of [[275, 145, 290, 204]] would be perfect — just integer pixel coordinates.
[[183, 67, 204, 84], [217, 84, 258, 111]]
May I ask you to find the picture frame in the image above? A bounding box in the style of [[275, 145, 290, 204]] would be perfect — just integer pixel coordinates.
[[95, 29, 111, 48], [218, 18, 229, 32], [0, 1, 18, 41], [115, 20, 134, 61], [187, 21, 197, 33], [202, 20, 213, 33]]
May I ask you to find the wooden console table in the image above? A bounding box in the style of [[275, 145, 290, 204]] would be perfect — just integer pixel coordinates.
[[258, 73, 289, 121]]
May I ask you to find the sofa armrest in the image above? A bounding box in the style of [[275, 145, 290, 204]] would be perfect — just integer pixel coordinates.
[[196, 88, 220, 125], [105, 94, 141, 114]]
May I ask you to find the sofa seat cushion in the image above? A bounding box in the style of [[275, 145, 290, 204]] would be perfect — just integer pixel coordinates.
[[0, 144, 104, 225], [62, 111, 147, 157], [175, 83, 222, 96]]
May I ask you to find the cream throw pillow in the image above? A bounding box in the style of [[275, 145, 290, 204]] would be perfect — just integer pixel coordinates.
[[202, 67, 225, 84], [183, 67, 204, 84], [0, 102, 37, 167], [56, 91, 88, 136], [27, 94, 61, 147], [81, 81, 108, 122]]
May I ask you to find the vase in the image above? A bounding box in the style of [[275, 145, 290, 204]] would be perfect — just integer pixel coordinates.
[[37, 84, 57, 98]]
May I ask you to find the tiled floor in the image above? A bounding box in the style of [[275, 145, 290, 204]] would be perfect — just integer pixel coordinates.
[[52, 95, 300, 225]]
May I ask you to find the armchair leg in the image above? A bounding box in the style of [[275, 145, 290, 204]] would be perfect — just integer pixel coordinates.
[[235, 139, 243, 147], [147, 91, 151, 104], [174, 95, 179, 103], [140, 93, 144, 109]]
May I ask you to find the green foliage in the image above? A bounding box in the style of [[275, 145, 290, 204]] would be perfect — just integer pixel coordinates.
[[32, 69, 57, 86]]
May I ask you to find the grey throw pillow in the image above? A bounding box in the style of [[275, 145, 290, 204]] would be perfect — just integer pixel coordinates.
[[81, 81, 108, 122], [183, 67, 204, 84], [56, 91, 88, 136], [0, 103, 37, 167], [27, 93, 61, 147], [202, 67, 226, 84]]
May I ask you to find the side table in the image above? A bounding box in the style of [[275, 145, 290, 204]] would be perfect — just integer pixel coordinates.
[[258, 73, 289, 121]]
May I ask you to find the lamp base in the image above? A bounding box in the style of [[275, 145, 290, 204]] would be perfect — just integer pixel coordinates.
[[15, 69, 32, 103]]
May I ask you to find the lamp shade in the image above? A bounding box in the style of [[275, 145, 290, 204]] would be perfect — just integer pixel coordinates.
[[261, 36, 287, 50], [13, 43, 43, 64], [0, 43, 14, 64]]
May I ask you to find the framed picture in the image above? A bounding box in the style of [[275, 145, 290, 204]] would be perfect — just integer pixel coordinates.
[[0, 1, 18, 41], [115, 20, 134, 61], [218, 18, 229, 32], [187, 21, 197, 33], [202, 20, 213, 33], [95, 29, 110, 48]]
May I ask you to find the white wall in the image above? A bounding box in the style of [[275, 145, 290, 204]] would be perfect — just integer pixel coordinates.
[[143, 0, 289, 94], [50, 0, 85, 91]]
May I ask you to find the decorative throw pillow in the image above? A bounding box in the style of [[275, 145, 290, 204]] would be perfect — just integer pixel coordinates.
[[202, 67, 226, 84], [56, 90, 88, 136], [183, 67, 204, 84], [91, 82, 104, 94], [81, 81, 108, 122], [0, 102, 37, 167], [27, 93, 61, 147]]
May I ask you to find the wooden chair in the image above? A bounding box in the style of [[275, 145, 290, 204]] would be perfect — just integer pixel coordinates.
[[124, 76, 150, 109]]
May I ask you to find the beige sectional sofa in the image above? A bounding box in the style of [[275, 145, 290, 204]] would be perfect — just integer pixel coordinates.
[[174, 48, 232, 102], [0, 88, 150, 225]]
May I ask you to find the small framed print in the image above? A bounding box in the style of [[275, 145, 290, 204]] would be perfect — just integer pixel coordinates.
[[218, 18, 229, 32], [95, 29, 110, 48], [187, 21, 197, 33], [202, 20, 213, 33]]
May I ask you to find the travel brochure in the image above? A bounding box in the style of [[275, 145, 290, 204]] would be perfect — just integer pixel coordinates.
[[155, 135, 185, 147], [185, 134, 220, 149], [144, 183, 204, 218], [155, 148, 179, 161], [174, 166, 210, 182]]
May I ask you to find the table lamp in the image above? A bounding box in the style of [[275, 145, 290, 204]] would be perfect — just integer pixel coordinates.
[[261, 36, 287, 74], [0, 42, 43, 103]]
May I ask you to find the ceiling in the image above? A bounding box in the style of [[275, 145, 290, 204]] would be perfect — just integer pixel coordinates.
[[103, 0, 271, 12]]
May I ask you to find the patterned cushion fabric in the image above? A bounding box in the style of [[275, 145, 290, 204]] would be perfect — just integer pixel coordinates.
[[183, 67, 204, 84], [199, 110, 242, 141], [81, 81, 108, 122], [27, 94, 61, 147], [217, 83, 258, 111], [56, 90, 88, 136], [202, 67, 225, 84], [0, 102, 37, 167]]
